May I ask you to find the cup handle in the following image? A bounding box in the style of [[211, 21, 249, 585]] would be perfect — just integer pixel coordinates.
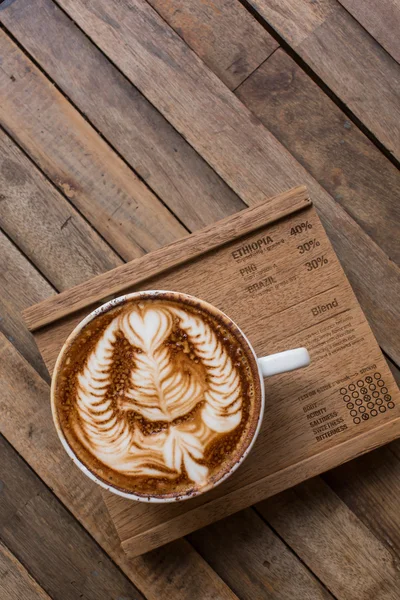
[[258, 348, 310, 377]]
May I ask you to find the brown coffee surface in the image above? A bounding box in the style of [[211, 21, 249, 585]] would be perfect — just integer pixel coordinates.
[[53, 293, 262, 499]]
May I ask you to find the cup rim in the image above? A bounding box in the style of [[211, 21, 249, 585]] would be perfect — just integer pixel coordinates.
[[50, 290, 265, 503]]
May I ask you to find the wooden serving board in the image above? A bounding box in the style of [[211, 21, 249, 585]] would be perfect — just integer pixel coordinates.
[[23, 186, 400, 557]]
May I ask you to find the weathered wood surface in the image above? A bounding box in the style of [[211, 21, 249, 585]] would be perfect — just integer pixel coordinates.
[[0, 541, 51, 600], [258, 478, 400, 599], [0, 128, 121, 288], [338, 0, 400, 64], [0, 436, 145, 600], [146, 0, 278, 89], [236, 48, 400, 266], [0, 0, 245, 232], [0, 0, 399, 596], [26, 0, 400, 370], [247, 0, 400, 160], [115, 0, 400, 265], [188, 509, 333, 599], [0, 30, 187, 260], [0, 232, 53, 381]]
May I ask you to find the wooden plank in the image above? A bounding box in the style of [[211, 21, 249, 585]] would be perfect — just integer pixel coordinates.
[[257, 478, 400, 599], [0, 0, 245, 232], [0, 232, 54, 381], [236, 48, 400, 265], [338, 0, 400, 64], [0, 30, 186, 260], [325, 444, 400, 557], [34, 0, 400, 367], [188, 509, 333, 599], [247, 0, 400, 159], [0, 540, 51, 600], [0, 129, 122, 289], [0, 335, 238, 600], [0, 436, 145, 600], [135, 3, 400, 264], [146, 0, 278, 89], [23, 186, 310, 331]]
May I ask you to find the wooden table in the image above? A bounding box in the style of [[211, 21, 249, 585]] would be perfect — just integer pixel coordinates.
[[0, 0, 399, 598]]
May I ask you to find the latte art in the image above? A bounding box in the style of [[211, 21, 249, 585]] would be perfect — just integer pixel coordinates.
[[53, 294, 261, 498]]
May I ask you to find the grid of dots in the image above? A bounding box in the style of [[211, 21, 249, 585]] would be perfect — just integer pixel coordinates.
[[340, 372, 394, 425]]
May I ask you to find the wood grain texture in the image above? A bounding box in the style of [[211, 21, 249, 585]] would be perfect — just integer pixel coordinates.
[[325, 443, 400, 558], [35, 0, 400, 367], [147, 0, 278, 89], [0, 232, 53, 381], [338, 0, 400, 64], [0, 335, 238, 600], [0, 541, 51, 600], [0, 129, 121, 289], [0, 0, 245, 232], [248, 0, 400, 159], [0, 30, 186, 260], [257, 478, 400, 599], [23, 186, 310, 331], [188, 509, 333, 599], [136, 2, 400, 264], [236, 48, 400, 266], [0, 436, 144, 600]]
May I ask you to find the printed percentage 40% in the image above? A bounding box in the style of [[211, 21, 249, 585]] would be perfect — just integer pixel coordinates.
[[290, 220, 312, 235]]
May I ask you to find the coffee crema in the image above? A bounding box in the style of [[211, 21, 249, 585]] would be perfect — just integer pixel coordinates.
[[53, 293, 262, 499]]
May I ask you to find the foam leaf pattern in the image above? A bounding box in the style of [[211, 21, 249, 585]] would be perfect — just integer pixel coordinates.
[[121, 306, 204, 421], [72, 304, 244, 486], [74, 319, 173, 477], [171, 308, 242, 433]]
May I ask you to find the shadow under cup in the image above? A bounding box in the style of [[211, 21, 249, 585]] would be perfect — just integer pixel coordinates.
[[50, 290, 265, 503]]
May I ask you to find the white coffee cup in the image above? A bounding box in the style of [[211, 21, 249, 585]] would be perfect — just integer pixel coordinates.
[[51, 291, 310, 502]]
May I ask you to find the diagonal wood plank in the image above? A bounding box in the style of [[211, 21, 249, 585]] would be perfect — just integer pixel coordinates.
[[137, 3, 400, 264], [0, 334, 238, 600], [0, 436, 145, 600], [257, 478, 400, 599], [0, 540, 51, 600], [0, 232, 53, 381], [146, 0, 278, 89], [325, 444, 400, 557], [0, 129, 122, 289], [235, 48, 400, 265], [0, 0, 245, 232], [188, 509, 334, 599], [0, 30, 186, 260], [337, 0, 400, 64], [246, 0, 400, 159], [16, 0, 400, 366]]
